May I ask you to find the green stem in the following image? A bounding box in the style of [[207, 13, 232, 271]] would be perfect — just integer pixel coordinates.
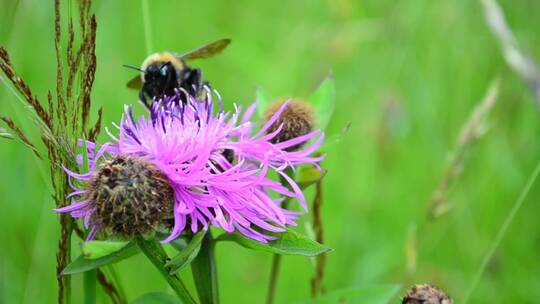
[[266, 169, 293, 304], [191, 232, 219, 304], [266, 254, 282, 304], [83, 269, 96, 304], [136, 237, 197, 304], [462, 160, 540, 303]]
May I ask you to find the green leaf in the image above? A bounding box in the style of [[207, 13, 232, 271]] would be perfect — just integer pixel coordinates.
[[82, 241, 130, 259], [305, 284, 401, 304], [191, 233, 220, 304], [308, 76, 336, 131], [319, 122, 351, 152], [296, 166, 327, 189], [215, 228, 331, 257], [165, 231, 206, 275], [255, 86, 273, 118], [62, 241, 139, 275], [156, 231, 188, 252], [131, 292, 181, 304]]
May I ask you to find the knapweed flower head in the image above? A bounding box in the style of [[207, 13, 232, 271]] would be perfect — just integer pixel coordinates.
[[264, 98, 315, 151], [57, 89, 324, 243]]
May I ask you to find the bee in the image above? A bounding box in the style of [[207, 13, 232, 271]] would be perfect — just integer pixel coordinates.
[[125, 38, 231, 108]]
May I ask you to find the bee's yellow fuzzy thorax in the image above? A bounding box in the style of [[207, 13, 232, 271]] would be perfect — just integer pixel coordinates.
[[140, 52, 184, 77]]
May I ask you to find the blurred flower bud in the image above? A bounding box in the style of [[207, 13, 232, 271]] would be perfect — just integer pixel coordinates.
[[402, 284, 453, 304], [264, 99, 315, 151]]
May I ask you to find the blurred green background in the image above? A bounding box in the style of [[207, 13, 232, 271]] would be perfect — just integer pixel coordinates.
[[1, 0, 540, 303]]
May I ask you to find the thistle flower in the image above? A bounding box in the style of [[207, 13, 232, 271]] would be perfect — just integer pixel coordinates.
[[58, 89, 324, 243], [263, 99, 315, 151], [56, 155, 174, 239]]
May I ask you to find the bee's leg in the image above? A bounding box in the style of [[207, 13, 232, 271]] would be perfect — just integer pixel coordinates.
[[198, 81, 211, 100], [182, 68, 202, 96]]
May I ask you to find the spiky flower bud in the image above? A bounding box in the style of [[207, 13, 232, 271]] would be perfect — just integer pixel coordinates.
[[264, 99, 315, 151], [402, 284, 453, 304], [85, 155, 173, 238]]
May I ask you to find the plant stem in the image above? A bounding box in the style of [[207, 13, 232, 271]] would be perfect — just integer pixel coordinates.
[[266, 254, 282, 304], [135, 237, 197, 304], [462, 160, 540, 303], [57, 211, 73, 304], [191, 232, 219, 304], [266, 170, 293, 304], [310, 180, 326, 297], [83, 269, 97, 304]]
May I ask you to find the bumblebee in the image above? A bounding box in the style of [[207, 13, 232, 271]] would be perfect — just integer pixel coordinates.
[[125, 38, 231, 108]]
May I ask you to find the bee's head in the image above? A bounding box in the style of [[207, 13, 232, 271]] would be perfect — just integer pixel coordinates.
[[143, 62, 179, 98]]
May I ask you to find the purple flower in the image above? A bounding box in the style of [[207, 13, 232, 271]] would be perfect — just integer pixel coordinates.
[[57, 90, 324, 243]]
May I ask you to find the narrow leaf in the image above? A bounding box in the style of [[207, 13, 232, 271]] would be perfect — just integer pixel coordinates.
[[62, 241, 139, 275], [0, 116, 41, 158], [305, 284, 401, 304], [131, 292, 181, 304], [82, 241, 130, 260], [308, 76, 336, 131], [165, 230, 206, 275], [216, 228, 331, 257]]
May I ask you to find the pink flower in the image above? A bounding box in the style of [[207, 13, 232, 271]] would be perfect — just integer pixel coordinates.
[[57, 90, 324, 243]]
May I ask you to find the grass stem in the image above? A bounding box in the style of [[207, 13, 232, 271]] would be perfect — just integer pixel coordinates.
[[463, 159, 540, 303]]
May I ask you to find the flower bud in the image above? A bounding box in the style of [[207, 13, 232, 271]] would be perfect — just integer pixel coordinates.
[[264, 99, 315, 151], [402, 284, 453, 304], [86, 155, 173, 238]]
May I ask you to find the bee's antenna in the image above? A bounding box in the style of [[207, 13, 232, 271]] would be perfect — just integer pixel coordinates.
[[122, 64, 145, 73]]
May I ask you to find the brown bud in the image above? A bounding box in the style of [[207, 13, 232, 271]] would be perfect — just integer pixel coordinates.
[[86, 155, 174, 238], [402, 284, 453, 304], [264, 99, 315, 151]]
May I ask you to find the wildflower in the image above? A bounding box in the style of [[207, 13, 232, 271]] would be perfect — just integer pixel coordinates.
[[56, 155, 173, 239], [57, 89, 324, 243], [263, 99, 314, 151]]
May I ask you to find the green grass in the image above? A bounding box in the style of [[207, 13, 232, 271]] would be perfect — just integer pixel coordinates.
[[1, 0, 540, 303]]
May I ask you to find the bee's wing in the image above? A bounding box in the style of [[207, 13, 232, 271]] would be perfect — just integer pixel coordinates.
[[177, 38, 231, 61], [126, 75, 143, 90]]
